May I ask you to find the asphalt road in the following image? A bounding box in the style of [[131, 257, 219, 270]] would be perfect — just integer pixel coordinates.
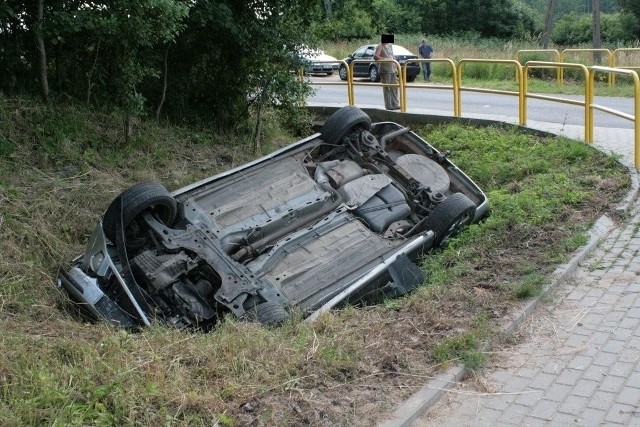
[[306, 74, 635, 129]]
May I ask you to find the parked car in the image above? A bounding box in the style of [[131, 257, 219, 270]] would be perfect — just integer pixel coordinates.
[[299, 46, 340, 76], [57, 106, 488, 329], [339, 44, 421, 82]]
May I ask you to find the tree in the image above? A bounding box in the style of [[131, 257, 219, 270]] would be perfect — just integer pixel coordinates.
[[420, 0, 537, 39], [617, 0, 640, 37]]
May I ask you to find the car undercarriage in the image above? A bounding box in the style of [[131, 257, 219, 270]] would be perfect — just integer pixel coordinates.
[[58, 106, 488, 329]]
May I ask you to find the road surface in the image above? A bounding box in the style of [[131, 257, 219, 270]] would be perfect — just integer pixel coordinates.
[[306, 75, 635, 129]]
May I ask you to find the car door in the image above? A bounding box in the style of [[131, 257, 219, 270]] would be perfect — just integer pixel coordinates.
[[351, 46, 369, 77], [356, 46, 375, 77]]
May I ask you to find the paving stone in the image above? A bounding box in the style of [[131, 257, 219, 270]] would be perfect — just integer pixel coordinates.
[[604, 403, 636, 424], [587, 390, 616, 411], [616, 386, 640, 407], [626, 371, 640, 387], [556, 368, 583, 386], [529, 398, 559, 421], [515, 367, 538, 380], [497, 403, 530, 425], [576, 407, 606, 426], [611, 326, 635, 340], [571, 379, 599, 398], [557, 395, 589, 416], [544, 383, 572, 403], [528, 372, 556, 390], [608, 360, 636, 378], [582, 365, 609, 383], [514, 389, 544, 407], [541, 360, 563, 375], [591, 351, 618, 368], [601, 338, 627, 354], [599, 375, 627, 393], [547, 412, 583, 426], [567, 355, 591, 370]]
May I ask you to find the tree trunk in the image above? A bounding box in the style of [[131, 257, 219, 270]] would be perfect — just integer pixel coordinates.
[[593, 0, 602, 63], [324, 0, 332, 19], [156, 48, 169, 121], [252, 102, 263, 155], [541, 0, 556, 49], [35, 0, 50, 103], [86, 40, 101, 105]]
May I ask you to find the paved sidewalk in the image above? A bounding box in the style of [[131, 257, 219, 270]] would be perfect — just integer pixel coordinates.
[[419, 202, 640, 426]]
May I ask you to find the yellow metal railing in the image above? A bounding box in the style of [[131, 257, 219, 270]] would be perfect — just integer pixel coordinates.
[[611, 48, 640, 86], [589, 66, 640, 167], [516, 49, 561, 84], [522, 61, 591, 140], [561, 48, 613, 86], [303, 57, 640, 168], [455, 59, 524, 121], [403, 58, 458, 115], [348, 58, 405, 111], [298, 59, 353, 104]]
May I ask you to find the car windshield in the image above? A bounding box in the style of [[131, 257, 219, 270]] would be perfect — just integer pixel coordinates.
[[392, 45, 414, 56]]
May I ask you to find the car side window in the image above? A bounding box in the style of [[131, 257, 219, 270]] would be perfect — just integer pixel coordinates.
[[364, 47, 374, 58], [353, 47, 366, 59]]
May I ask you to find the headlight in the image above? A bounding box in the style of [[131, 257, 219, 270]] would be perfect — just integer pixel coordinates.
[[89, 252, 105, 273]]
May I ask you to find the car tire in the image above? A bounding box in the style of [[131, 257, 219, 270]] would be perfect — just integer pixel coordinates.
[[406, 75, 417, 82], [319, 106, 372, 146], [369, 65, 380, 82], [326, 71, 334, 76], [423, 193, 476, 248], [338, 65, 348, 81], [244, 301, 290, 326], [103, 182, 177, 247]]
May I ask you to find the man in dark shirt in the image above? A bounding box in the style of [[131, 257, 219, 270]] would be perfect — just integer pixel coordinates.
[[418, 39, 434, 81]]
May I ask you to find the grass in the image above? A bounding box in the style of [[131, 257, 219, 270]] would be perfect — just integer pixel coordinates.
[[0, 97, 630, 425]]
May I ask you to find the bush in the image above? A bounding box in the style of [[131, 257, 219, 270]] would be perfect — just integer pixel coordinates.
[[552, 12, 640, 45]]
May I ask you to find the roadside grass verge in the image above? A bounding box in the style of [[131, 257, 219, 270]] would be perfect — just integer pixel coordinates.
[[0, 98, 629, 426]]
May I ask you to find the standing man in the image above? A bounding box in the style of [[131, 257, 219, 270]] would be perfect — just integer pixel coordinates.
[[374, 34, 400, 110], [418, 39, 434, 81]]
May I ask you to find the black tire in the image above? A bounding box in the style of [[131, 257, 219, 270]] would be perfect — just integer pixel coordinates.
[[326, 71, 334, 76], [369, 65, 380, 82], [423, 193, 476, 248], [103, 182, 177, 247], [245, 301, 290, 326], [338, 65, 348, 81], [319, 106, 372, 146], [406, 75, 417, 83]]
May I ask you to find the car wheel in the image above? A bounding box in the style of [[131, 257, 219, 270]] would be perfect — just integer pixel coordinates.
[[369, 65, 380, 82], [423, 193, 476, 248], [338, 65, 348, 81], [326, 71, 334, 76], [406, 75, 417, 82], [319, 106, 372, 146], [103, 182, 177, 248], [244, 301, 290, 326]]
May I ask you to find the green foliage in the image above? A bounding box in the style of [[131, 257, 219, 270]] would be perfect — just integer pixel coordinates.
[[552, 12, 640, 45], [420, 0, 537, 39]]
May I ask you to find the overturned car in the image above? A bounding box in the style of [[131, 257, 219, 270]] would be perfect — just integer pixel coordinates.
[[57, 106, 488, 329]]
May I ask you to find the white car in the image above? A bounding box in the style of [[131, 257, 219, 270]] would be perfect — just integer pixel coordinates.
[[300, 46, 340, 75]]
